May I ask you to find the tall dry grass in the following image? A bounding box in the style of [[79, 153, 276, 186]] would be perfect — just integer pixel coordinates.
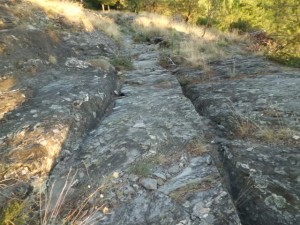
[[40, 169, 106, 225], [26, 0, 121, 40], [131, 13, 249, 67]]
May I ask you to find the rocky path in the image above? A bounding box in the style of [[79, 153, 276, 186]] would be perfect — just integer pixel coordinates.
[[1, 2, 299, 224], [48, 36, 241, 225]]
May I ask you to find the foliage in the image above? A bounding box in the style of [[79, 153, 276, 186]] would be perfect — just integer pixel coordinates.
[[196, 17, 217, 27], [129, 161, 152, 176], [0, 200, 29, 225], [78, 0, 299, 66], [229, 19, 252, 33], [110, 54, 134, 70]]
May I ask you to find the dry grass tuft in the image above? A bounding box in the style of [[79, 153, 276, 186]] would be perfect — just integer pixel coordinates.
[[87, 13, 122, 41], [26, 0, 121, 40], [186, 140, 209, 156], [258, 127, 299, 146], [234, 119, 257, 139], [131, 13, 247, 68], [0, 43, 6, 54], [40, 169, 105, 225]]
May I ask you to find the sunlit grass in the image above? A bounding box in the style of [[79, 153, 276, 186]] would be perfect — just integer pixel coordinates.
[[0, 90, 26, 120], [26, 0, 121, 40], [134, 13, 220, 41], [131, 13, 248, 68], [26, 0, 92, 29]]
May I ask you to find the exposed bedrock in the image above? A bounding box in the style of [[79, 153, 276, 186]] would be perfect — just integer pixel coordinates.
[[180, 66, 300, 225]]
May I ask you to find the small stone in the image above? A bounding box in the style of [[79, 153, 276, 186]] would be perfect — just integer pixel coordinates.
[[139, 178, 157, 190], [21, 167, 29, 175], [177, 220, 189, 225], [133, 122, 146, 128], [116, 190, 124, 199], [123, 185, 135, 195], [128, 174, 139, 182], [256, 98, 267, 104], [102, 206, 110, 214], [132, 184, 139, 190], [168, 165, 180, 174], [63, 97, 72, 102], [149, 135, 156, 140], [28, 110, 36, 116], [72, 100, 82, 109], [112, 172, 120, 178], [79, 172, 85, 178], [61, 150, 72, 157], [240, 163, 250, 169], [156, 178, 164, 186], [246, 147, 253, 152], [152, 172, 167, 180], [206, 157, 212, 165], [292, 135, 300, 140]]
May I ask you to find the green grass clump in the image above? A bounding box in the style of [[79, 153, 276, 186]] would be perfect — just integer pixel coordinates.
[[0, 200, 29, 225], [133, 32, 151, 43], [129, 161, 152, 177], [110, 54, 134, 70]]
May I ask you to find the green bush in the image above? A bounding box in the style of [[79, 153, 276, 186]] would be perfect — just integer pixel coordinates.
[[110, 54, 134, 70], [229, 19, 252, 33], [0, 200, 29, 225], [268, 53, 300, 68], [196, 17, 217, 27]]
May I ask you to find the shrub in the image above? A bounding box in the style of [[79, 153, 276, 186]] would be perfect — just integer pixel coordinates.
[[196, 17, 217, 27], [0, 200, 29, 225], [229, 19, 252, 33], [110, 54, 134, 70]]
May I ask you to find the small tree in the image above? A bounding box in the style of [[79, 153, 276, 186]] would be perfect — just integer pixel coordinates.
[[168, 0, 203, 23], [98, 0, 119, 11]]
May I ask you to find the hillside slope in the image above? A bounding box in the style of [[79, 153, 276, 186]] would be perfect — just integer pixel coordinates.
[[0, 1, 299, 225]]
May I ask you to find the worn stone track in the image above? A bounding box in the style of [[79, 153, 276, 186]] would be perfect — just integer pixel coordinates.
[[1, 2, 299, 224], [48, 36, 241, 225]]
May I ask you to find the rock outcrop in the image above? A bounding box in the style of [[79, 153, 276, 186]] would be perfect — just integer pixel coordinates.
[[0, 1, 119, 220], [49, 36, 241, 225], [1, 1, 299, 225], [176, 56, 300, 225]]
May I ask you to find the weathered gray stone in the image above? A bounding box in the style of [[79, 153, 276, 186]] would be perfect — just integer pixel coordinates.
[[101, 193, 189, 225], [181, 60, 300, 225], [153, 172, 167, 180], [128, 174, 139, 182], [168, 165, 181, 174], [160, 157, 240, 225], [139, 178, 158, 190], [47, 34, 240, 225]]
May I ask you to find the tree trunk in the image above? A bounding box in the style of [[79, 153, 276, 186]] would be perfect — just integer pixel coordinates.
[[102, 4, 105, 11]]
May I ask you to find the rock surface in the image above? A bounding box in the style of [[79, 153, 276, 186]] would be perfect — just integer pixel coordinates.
[[1, 1, 299, 225], [177, 57, 300, 225], [49, 36, 241, 225], [0, 0, 119, 218]]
